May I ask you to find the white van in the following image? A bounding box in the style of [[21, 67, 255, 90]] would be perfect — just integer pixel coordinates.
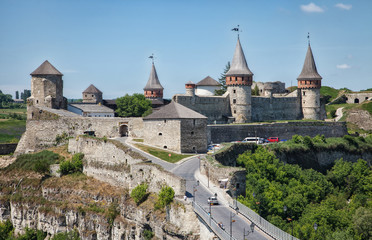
[[242, 137, 264, 144]]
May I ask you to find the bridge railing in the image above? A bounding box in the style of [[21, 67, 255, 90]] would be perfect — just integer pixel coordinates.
[[193, 201, 237, 240], [232, 201, 300, 240]]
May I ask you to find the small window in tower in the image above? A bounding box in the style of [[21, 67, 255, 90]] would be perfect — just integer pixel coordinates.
[[85, 94, 87, 97], [159, 133, 162, 136], [233, 99, 236, 104], [193, 119, 196, 126], [151, 91, 153, 94], [303, 91, 306, 96], [233, 90, 236, 93], [234, 110, 236, 114], [92, 94, 94, 97], [164, 120, 167, 123], [191, 131, 194, 135]]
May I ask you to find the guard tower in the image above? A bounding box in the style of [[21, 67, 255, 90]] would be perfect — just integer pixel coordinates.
[[144, 63, 164, 105], [83, 84, 103, 104], [297, 43, 323, 120], [226, 37, 253, 123], [29, 60, 66, 109]]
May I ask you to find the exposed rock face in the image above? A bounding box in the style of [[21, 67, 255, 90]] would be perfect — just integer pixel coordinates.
[[0, 174, 200, 240], [346, 108, 372, 131]]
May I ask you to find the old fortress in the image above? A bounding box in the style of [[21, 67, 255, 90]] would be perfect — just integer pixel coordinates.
[[17, 36, 347, 155]]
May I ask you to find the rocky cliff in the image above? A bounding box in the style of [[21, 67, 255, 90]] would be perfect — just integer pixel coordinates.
[[0, 171, 200, 240]]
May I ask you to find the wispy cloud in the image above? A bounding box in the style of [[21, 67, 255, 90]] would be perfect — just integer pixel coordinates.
[[337, 64, 351, 69], [300, 3, 325, 13], [335, 3, 352, 10]]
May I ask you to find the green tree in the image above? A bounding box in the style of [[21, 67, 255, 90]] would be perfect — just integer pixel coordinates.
[[130, 183, 148, 205], [252, 84, 260, 96], [15, 91, 19, 99], [59, 153, 84, 176], [156, 186, 175, 208], [116, 94, 152, 117], [0, 220, 13, 240], [214, 62, 230, 96]]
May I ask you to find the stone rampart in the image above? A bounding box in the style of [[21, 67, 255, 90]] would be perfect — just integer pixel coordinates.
[[251, 96, 302, 122], [208, 121, 348, 143], [68, 137, 186, 196], [0, 143, 17, 155], [15, 106, 143, 154], [345, 92, 372, 104]]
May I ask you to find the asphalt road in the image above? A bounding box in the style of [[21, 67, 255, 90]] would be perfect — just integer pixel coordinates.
[[115, 137, 270, 240]]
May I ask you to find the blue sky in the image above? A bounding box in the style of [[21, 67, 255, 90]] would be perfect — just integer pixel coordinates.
[[0, 0, 371, 99]]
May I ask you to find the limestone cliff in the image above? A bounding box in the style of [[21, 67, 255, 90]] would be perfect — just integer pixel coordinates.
[[0, 172, 200, 240]]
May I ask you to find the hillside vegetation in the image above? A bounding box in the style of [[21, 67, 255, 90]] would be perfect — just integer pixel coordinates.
[[237, 137, 372, 240], [0, 108, 26, 143]]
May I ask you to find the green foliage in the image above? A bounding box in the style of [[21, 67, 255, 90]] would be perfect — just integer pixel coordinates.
[[59, 153, 84, 176], [106, 202, 120, 226], [237, 146, 372, 239], [143, 229, 154, 240], [0, 220, 13, 240], [131, 183, 148, 205], [134, 144, 190, 163], [156, 186, 175, 209], [4, 150, 62, 174], [214, 62, 230, 96], [51, 230, 80, 240], [115, 93, 152, 117], [252, 84, 260, 96], [320, 86, 340, 102], [330, 109, 337, 118], [55, 132, 68, 145], [361, 101, 372, 115]]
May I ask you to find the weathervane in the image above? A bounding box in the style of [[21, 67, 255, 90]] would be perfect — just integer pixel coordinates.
[[231, 25, 241, 38], [148, 53, 155, 64], [307, 32, 310, 45]]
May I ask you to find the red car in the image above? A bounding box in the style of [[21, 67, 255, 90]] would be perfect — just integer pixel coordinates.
[[267, 137, 280, 142]]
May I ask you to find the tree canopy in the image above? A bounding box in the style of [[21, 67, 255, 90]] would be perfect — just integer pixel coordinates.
[[237, 143, 372, 240], [115, 94, 152, 117], [214, 62, 230, 96]]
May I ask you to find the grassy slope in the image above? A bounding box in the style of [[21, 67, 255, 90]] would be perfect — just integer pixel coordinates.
[[320, 86, 340, 101], [0, 108, 27, 143], [134, 143, 191, 163]]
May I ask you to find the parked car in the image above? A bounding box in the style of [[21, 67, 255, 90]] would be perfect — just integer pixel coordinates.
[[242, 137, 264, 144], [207, 196, 219, 205], [267, 137, 280, 142]]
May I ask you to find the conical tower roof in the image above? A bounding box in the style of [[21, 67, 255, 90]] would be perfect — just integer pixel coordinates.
[[83, 84, 102, 93], [143, 101, 207, 119], [226, 38, 253, 76], [30, 60, 63, 76], [297, 44, 322, 80], [144, 63, 164, 90]]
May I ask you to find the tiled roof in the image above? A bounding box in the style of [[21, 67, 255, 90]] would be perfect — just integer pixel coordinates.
[[144, 63, 164, 90], [297, 44, 322, 80], [30, 60, 63, 76], [226, 38, 253, 76], [143, 101, 207, 119], [83, 84, 102, 93], [196, 76, 220, 86]]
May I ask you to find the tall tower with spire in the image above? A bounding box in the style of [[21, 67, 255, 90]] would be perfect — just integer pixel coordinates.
[[144, 63, 164, 105], [226, 37, 253, 123], [297, 43, 323, 120], [29, 60, 67, 109]]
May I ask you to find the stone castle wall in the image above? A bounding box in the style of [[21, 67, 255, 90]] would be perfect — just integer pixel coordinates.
[[345, 92, 372, 104], [15, 106, 143, 154], [251, 95, 302, 122], [173, 94, 231, 124], [180, 119, 208, 153], [208, 121, 348, 143], [143, 119, 181, 152], [68, 137, 186, 196]]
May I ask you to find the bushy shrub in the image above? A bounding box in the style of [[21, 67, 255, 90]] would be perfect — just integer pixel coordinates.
[[343, 135, 359, 147], [106, 202, 120, 226], [303, 136, 314, 149], [291, 135, 303, 144], [143, 229, 154, 240], [156, 186, 175, 209], [131, 183, 148, 205], [0, 220, 13, 240], [59, 153, 84, 176]]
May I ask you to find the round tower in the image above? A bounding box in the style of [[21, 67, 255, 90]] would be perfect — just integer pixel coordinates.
[[226, 37, 253, 123], [297, 44, 322, 120], [185, 81, 196, 97], [144, 63, 164, 104], [30, 60, 66, 109]]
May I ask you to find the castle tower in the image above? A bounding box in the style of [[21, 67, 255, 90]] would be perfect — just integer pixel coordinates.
[[297, 43, 322, 120], [29, 60, 66, 109], [226, 37, 253, 123], [144, 63, 164, 105], [185, 81, 196, 97], [83, 84, 103, 104]]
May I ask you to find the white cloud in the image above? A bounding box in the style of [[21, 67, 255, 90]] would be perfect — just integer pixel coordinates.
[[337, 64, 351, 69], [300, 3, 324, 13], [335, 3, 352, 10]]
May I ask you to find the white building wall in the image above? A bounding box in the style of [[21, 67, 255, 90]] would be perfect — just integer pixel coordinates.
[[195, 86, 220, 96]]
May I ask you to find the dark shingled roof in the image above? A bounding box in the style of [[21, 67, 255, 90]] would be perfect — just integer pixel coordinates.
[[297, 44, 322, 80], [144, 63, 164, 90], [196, 76, 220, 86], [143, 101, 207, 120], [226, 38, 253, 76], [83, 84, 102, 93], [30, 60, 63, 76]]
